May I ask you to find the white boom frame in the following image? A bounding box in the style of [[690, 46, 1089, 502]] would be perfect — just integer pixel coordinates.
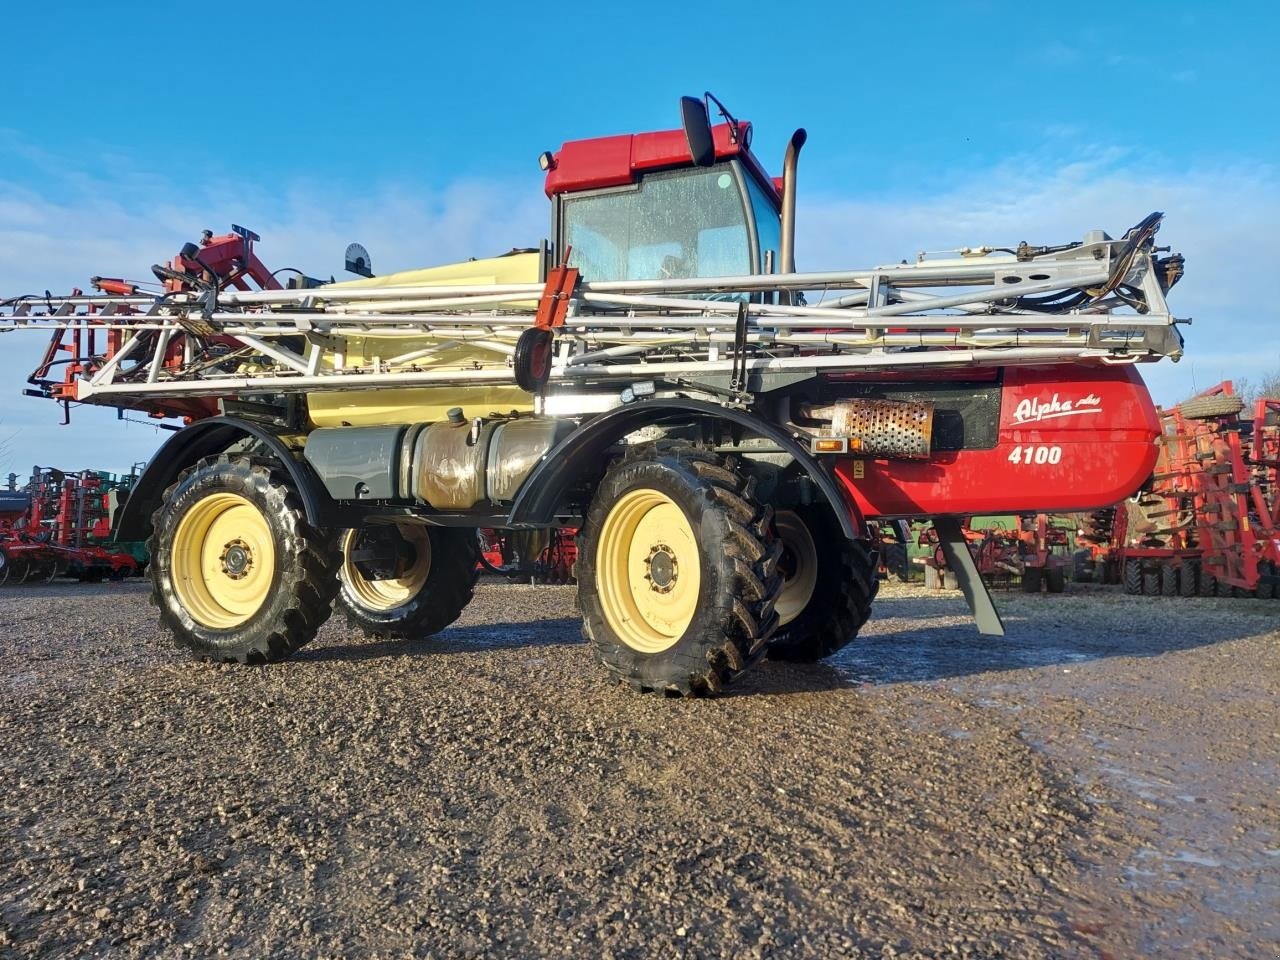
[[0, 225, 1183, 405]]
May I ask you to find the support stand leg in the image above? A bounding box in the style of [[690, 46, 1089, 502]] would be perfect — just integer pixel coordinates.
[[933, 517, 1005, 637]]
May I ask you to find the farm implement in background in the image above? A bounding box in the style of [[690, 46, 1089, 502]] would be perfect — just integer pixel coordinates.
[[477, 527, 579, 584], [0, 467, 146, 584], [915, 514, 1073, 592], [1098, 384, 1279, 599]]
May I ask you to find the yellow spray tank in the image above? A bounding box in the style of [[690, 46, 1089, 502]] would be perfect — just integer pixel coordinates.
[[306, 250, 541, 428]]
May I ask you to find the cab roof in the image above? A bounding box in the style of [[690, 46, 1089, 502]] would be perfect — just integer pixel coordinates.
[[543, 121, 780, 202]]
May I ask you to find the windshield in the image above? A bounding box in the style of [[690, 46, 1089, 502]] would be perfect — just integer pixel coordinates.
[[562, 163, 760, 282]]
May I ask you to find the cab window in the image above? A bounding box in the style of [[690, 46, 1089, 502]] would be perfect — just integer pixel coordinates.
[[562, 164, 756, 282]]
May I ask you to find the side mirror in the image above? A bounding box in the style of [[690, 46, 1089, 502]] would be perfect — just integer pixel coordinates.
[[680, 96, 716, 167]]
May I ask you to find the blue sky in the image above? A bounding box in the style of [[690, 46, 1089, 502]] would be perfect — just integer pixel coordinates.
[[2, 0, 1278, 474]]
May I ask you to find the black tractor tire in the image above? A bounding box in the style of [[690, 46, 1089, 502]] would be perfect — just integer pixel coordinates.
[[0, 548, 11, 586], [1258, 562, 1276, 600], [149, 456, 341, 664], [1022, 566, 1044, 593], [1179, 394, 1244, 420], [1161, 563, 1179, 597], [1142, 570, 1160, 596], [1100, 557, 1119, 585], [766, 506, 878, 663], [577, 442, 782, 696], [1179, 559, 1200, 597], [1198, 566, 1218, 598], [337, 523, 480, 639], [1122, 559, 1143, 595], [881, 542, 910, 583], [1072, 549, 1094, 583], [1045, 566, 1066, 594]]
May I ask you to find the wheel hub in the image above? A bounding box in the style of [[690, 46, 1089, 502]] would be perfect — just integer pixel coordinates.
[[773, 511, 820, 627], [596, 488, 702, 654], [219, 539, 253, 580], [341, 523, 433, 611], [171, 491, 276, 630], [645, 544, 679, 593]]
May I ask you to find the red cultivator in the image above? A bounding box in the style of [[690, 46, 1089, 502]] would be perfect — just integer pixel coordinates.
[[1115, 384, 1279, 598], [477, 527, 579, 584], [916, 514, 1071, 592], [0, 468, 144, 584]]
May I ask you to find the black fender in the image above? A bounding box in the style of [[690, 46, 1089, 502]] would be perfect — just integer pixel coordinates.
[[112, 416, 339, 542], [507, 398, 866, 540]]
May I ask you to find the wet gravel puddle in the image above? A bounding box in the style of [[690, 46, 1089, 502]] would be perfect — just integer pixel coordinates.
[[837, 583, 1280, 957]]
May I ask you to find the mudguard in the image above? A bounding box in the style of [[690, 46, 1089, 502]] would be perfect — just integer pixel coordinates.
[[112, 417, 339, 541], [507, 397, 866, 540]]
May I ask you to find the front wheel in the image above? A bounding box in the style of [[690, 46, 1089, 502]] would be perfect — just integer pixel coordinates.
[[149, 456, 340, 663], [577, 443, 782, 696], [337, 522, 479, 639], [765, 506, 878, 663]]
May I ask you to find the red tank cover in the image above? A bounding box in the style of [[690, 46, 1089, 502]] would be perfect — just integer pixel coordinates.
[[837, 363, 1160, 518]]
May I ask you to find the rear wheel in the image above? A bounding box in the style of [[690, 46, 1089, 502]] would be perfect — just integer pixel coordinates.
[[577, 443, 781, 696], [337, 522, 479, 639], [149, 457, 340, 663], [1160, 563, 1179, 597], [1179, 559, 1200, 597], [766, 506, 878, 663], [1142, 570, 1160, 596], [1122, 559, 1142, 595]]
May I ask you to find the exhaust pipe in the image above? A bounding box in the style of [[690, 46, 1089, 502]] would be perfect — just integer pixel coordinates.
[[779, 128, 807, 275]]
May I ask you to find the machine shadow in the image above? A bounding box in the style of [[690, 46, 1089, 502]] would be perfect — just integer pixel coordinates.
[[297, 617, 584, 663], [296, 588, 1276, 695]]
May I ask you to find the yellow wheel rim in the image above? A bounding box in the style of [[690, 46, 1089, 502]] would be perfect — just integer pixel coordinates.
[[596, 488, 701, 653], [774, 510, 818, 627], [341, 523, 432, 611], [171, 492, 275, 630]]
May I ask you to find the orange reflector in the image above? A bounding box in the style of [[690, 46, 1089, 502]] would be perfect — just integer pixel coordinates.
[[813, 438, 847, 453]]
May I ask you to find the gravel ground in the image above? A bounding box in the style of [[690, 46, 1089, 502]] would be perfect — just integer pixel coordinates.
[[1, 578, 1277, 959]]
